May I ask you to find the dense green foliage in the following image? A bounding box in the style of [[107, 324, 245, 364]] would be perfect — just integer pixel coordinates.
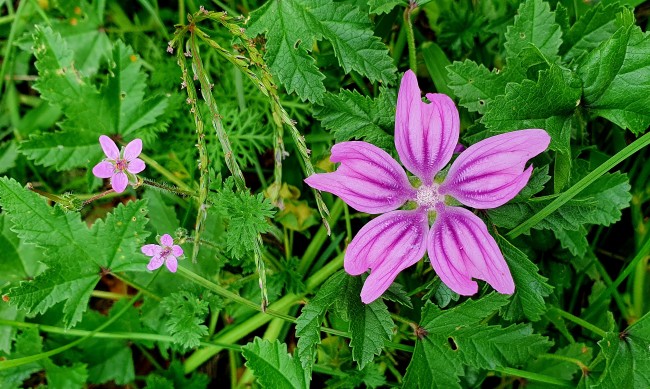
[[1, 0, 650, 387]]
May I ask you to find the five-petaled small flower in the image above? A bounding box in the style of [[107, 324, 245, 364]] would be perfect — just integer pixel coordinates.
[[92, 135, 146, 193], [142, 234, 184, 273], [305, 70, 550, 304]]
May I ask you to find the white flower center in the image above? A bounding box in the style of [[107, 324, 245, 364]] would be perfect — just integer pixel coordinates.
[[415, 184, 444, 209]]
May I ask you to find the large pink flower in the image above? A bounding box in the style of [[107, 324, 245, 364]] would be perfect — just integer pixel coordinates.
[[305, 70, 550, 303], [92, 135, 146, 193]]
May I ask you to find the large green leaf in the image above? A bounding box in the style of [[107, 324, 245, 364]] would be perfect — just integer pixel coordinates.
[[248, 0, 396, 102], [578, 9, 650, 135], [0, 178, 149, 327], [242, 338, 309, 389]]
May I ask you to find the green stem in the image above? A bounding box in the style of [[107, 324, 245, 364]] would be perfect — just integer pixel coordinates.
[[537, 353, 588, 371], [90, 290, 127, 300], [298, 199, 345, 274], [0, 319, 242, 351], [183, 253, 345, 373], [508, 131, 650, 238], [551, 308, 607, 338], [583, 234, 650, 321], [494, 367, 573, 387], [0, 291, 143, 370], [138, 152, 196, 193], [140, 177, 198, 198], [403, 3, 417, 72], [0, 0, 26, 99]]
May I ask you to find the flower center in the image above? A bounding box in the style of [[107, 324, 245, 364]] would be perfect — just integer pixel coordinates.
[[415, 184, 444, 209], [115, 158, 128, 172], [160, 247, 172, 258]]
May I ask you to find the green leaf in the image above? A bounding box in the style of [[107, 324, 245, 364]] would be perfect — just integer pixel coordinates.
[[242, 338, 309, 389], [404, 294, 552, 386], [160, 291, 209, 350], [368, 0, 405, 15], [527, 343, 592, 388], [0, 328, 43, 388], [314, 88, 395, 150], [560, 2, 621, 62], [25, 27, 167, 170], [578, 10, 650, 135], [143, 190, 180, 235], [248, 0, 396, 102], [19, 128, 102, 171], [50, 0, 112, 74], [422, 42, 454, 97], [404, 295, 510, 388], [295, 271, 346, 371], [497, 236, 553, 321], [211, 178, 275, 260], [554, 226, 589, 258], [95, 41, 168, 136], [594, 311, 650, 388], [504, 0, 562, 75], [32, 25, 96, 109], [43, 360, 88, 389], [446, 60, 510, 114], [0, 178, 149, 327], [488, 172, 631, 232], [481, 65, 581, 155], [0, 214, 45, 285], [344, 276, 394, 370]]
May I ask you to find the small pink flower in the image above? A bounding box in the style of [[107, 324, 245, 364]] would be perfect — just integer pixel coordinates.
[[142, 234, 184, 273], [305, 70, 550, 304], [92, 135, 146, 193]]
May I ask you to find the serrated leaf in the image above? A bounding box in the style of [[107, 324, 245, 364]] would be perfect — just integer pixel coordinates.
[[26, 27, 166, 170], [447, 60, 511, 114], [497, 236, 553, 321], [488, 172, 631, 233], [43, 360, 88, 389], [368, 0, 405, 15], [0, 178, 149, 327], [50, 0, 112, 74], [481, 65, 581, 155], [333, 275, 394, 370], [32, 25, 96, 108], [504, 0, 562, 75], [314, 88, 395, 150], [242, 338, 308, 389], [578, 11, 650, 135], [0, 328, 43, 388], [594, 311, 650, 388], [560, 2, 621, 62], [295, 271, 346, 371], [404, 294, 552, 386], [248, 0, 396, 102], [0, 214, 45, 285], [554, 226, 589, 257], [19, 128, 102, 171], [160, 291, 209, 350]]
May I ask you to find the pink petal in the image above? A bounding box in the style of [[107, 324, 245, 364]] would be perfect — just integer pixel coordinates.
[[304, 141, 414, 214], [141, 244, 162, 257], [428, 206, 515, 295], [147, 255, 164, 271], [123, 138, 143, 161], [92, 161, 114, 178], [395, 70, 459, 184], [111, 172, 129, 193], [99, 135, 120, 159], [160, 234, 174, 247], [172, 245, 183, 257], [127, 158, 146, 174], [344, 210, 429, 303], [440, 129, 550, 209], [165, 255, 178, 273]]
